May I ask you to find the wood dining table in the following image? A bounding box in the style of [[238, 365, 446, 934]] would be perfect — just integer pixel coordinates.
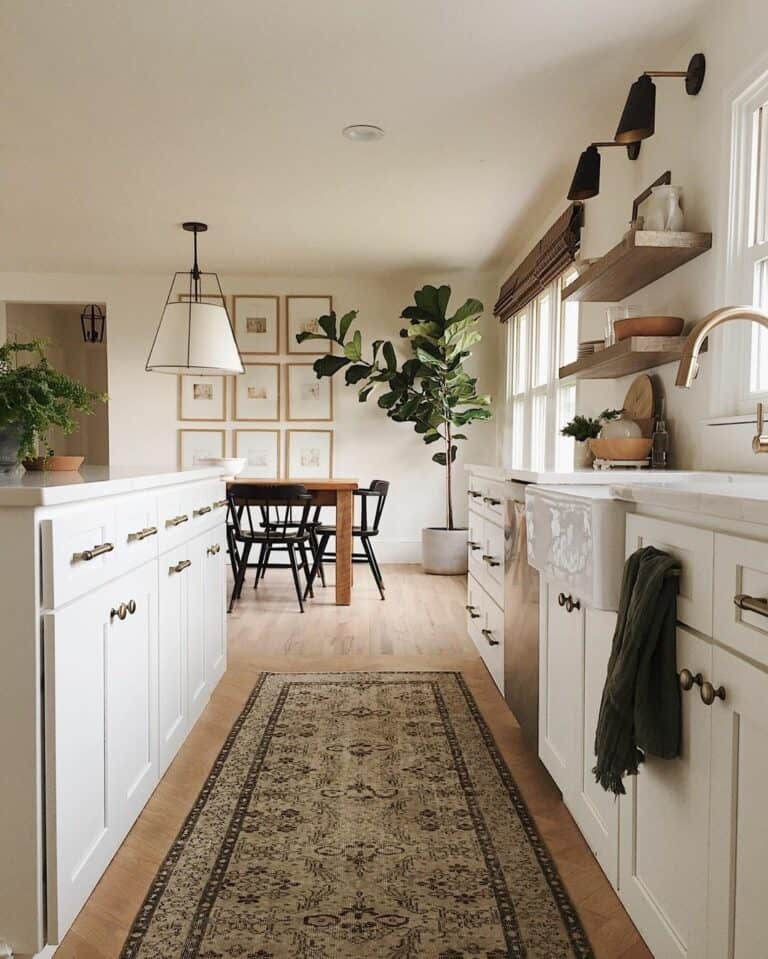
[[226, 477, 359, 605]]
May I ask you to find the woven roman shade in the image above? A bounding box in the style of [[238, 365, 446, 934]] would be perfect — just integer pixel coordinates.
[[494, 203, 584, 322]]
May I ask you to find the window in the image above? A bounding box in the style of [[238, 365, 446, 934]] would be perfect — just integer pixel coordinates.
[[724, 68, 768, 411], [504, 270, 578, 470]]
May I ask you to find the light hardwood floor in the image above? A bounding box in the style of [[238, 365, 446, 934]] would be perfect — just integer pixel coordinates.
[[56, 564, 651, 959]]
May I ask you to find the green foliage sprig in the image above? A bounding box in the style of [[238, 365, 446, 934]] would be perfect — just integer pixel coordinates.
[[0, 339, 107, 461], [560, 408, 623, 443], [296, 285, 491, 530]]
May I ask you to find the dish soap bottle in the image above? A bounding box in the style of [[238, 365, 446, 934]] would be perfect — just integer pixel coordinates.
[[651, 400, 670, 469]]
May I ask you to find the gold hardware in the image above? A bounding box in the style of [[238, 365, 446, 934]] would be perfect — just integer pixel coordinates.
[[558, 592, 567, 607], [481, 628, 500, 646], [468, 491, 482, 498], [110, 602, 128, 622], [483, 496, 502, 506], [207, 544, 221, 556], [482, 554, 501, 567], [565, 595, 581, 613], [678, 668, 702, 692], [700, 681, 726, 706], [194, 505, 212, 517], [127, 526, 157, 542], [73, 542, 114, 562], [468, 541, 481, 551], [734, 592, 768, 618], [753, 402, 768, 453], [169, 559, 192, 574], [465, 604, 480, 619], [213, 499, 228, 509], [165, 514, 189, 528], [127, 599, 137, 615]]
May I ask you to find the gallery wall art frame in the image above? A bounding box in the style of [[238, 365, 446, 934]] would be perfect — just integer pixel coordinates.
[[233, 428, 281, 480], [233, 362, 281, 421], [178, 373, 227, 421], [285, 428, 334, 479], [286, 362, 334, 421], [286, 295, 334, 354], [178, 428, 226, 469], [233, 294, 280, 355]]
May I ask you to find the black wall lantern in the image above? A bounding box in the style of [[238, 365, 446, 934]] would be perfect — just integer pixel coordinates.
[[80, 304, 106, 343], [615, 53, 706, 144], [567, 140, 641, 202]]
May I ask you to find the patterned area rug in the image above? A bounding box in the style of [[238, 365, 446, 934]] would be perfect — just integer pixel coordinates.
[[122, 672, 592, 958]]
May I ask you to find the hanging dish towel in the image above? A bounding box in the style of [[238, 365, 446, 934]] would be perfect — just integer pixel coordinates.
[[593, 545, 681, 795]]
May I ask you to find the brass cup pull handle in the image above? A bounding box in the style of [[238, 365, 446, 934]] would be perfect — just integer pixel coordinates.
[[678, 668, 703, 692], [465, 604, 480, 619], [565, 595, 581, 613], [166, 514, 189, 528], [194, 506, 212, 517], [128, 526, 158, 542], [481, 628, 500, 646], [73, 542, 115, 562], [213, 499, 228, 509], [700, 681, 726, 706], [558, 592, 567, 607], [483, 496, 502, 506], [169, 559, 192, 574], [110, 602, 128, 622], [734, 593, 768, 618]]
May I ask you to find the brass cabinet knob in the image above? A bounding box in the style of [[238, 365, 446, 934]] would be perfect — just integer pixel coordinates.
[[110, 602, 128, 622], [679, 668, 700, 691], [127, 599, 137, 615], [565, 595, 581, 613], [481, 628, 500, 646], [700, 681, 726, 706], [558, 592, 567, 607], [465, 604, 480, 619]]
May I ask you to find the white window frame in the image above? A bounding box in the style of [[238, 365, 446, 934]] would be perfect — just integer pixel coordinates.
[[504, 270, 578, 471]]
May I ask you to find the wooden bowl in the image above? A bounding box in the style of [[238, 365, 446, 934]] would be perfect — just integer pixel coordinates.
[[23, 455, 84, 472], [613, 315, 684, 341], [589, 438, 653, 461]]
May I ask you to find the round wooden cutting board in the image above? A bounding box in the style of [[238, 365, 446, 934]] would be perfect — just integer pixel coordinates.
[[623, 374, 654, 436]]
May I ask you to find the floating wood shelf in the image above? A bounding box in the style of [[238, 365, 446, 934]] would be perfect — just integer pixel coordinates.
[[559, 336, 695, 380], [562, 230, 712, 303]]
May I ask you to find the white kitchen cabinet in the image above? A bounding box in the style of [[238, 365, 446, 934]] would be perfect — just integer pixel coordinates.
[[539, 579, 584, 795], [43, 560, 158, 941], [570, 607, 620, 887], [204, 532, 227, 687], [707, 645, 768, 959], [619, 626, 712, 959]]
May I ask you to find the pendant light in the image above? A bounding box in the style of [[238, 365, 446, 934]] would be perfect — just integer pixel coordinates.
[[146, 222, 244, 375], [80, 304, 106, 343], [615, 53, 705, 145], [567, 140, 641, 202]]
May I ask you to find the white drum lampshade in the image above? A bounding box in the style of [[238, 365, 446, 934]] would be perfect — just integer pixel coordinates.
[[146, 221, 245, 376]]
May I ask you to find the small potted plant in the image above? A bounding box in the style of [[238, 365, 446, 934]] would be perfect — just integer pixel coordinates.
[[296, 285, 491, 574], [0, 339, 107, 472], [561, 409, 622, 469]]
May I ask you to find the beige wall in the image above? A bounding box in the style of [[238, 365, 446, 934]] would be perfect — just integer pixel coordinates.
[[496, 0, 768, 473], [0, 270, 500, 560]]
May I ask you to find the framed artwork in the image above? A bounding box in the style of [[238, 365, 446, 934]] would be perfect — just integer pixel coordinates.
[[178, 374, 226, 421], [178, 429, 225, 469], [178, 293, 227, 306], [233, 363, 280, 421], [234, 429, 281, 479], [286, 429, 333, 479], [287, 363, 333, 421], [287, 295, 333, 354], [233, 295, 280, 355]]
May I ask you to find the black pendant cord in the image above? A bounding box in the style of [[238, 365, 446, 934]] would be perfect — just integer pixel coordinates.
[[192, 227, 201, 302]]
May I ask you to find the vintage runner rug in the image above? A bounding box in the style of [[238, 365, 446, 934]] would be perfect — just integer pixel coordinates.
[[121, 672, 592, 958]]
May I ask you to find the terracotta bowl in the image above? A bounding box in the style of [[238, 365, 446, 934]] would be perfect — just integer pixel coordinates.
[[23, 455, 85, 472], [589, 438, 653, 461], [613, 315, 685, 341]]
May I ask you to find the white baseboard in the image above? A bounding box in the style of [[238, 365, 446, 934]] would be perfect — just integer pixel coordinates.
[[375, 540, 422, 564]]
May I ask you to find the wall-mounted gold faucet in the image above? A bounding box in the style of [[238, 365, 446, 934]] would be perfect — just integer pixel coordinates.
[[675, 306, 768, 452]]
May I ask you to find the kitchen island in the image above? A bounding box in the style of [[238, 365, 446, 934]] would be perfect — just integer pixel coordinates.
[[0, 466, 229, 959]]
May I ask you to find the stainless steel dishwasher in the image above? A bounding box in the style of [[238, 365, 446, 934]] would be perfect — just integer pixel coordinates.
[[503, 481, 540, 751]]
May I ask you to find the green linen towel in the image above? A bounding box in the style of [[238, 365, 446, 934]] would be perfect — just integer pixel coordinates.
[[593, 545, 681, 795]]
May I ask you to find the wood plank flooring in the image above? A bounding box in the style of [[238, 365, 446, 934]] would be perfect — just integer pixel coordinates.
[[55, 565, 651, 959]]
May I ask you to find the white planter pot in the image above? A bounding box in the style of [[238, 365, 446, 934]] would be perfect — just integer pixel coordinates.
[[574, 440, 594, 470], [422, 527, 468, 575]]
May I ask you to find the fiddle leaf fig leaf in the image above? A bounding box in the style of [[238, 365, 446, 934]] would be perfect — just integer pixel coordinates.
[[313, 354, 350, 377], [382, 341, 397, 371], [338, 310, 357, 342], [343, 329, 363, 361]]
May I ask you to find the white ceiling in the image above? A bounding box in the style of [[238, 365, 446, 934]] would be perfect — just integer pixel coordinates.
[[0, 0, 706, 275]]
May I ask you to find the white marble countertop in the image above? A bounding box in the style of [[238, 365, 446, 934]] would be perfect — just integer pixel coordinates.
[[0, 465, 227, 506], [465, 463, 706, 486], [610, 473, 768, 524]]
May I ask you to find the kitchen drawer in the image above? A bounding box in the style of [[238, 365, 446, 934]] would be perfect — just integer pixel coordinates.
[[467, 474, 485, 513], [482, 517, 505, 607], [114, 493, 160, 576], [626, 514, 714, 636], [468, 511, 486, 587], [156, 486, 195, 553], [465, 573, 485, 635], [41, 503, 119, 609], [481, 596, 505, 694], [480, 479, 505, 523], [714, 533, 768, 668], [188, 480, 227, 534]]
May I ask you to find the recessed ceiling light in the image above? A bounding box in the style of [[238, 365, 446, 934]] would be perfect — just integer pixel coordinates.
[[342, 124, 385, 142]]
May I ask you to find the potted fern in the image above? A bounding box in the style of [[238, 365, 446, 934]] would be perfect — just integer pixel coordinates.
[[0, 339, 107, 471], [561, 409, 622, 469], [296, 284, 491, 574]]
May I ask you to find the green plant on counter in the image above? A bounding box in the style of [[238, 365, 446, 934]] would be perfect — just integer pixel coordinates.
[[295, 285, 491, 531], [560, 409, 623, 443], [0, 339, 107, 461]]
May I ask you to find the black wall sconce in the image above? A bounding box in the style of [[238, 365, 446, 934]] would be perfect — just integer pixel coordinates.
[[80, 304, 106, 343], [615, 53, 706, 144], [567, 140, 641, 202]]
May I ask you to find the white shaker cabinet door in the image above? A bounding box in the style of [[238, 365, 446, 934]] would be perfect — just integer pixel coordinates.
[[204, 528, 227, 688], [186, 536, 209, 729], [707, 647, 768, 959], [158, 549, 193, 775], [43, 561, 159, 943], [619, 626, 712, 959]]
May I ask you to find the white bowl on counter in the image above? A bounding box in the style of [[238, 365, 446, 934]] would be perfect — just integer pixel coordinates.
[[196, 457, 247, 476]]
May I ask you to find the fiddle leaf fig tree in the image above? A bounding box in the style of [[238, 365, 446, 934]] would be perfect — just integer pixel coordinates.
[[296, 285, 491, 530]]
